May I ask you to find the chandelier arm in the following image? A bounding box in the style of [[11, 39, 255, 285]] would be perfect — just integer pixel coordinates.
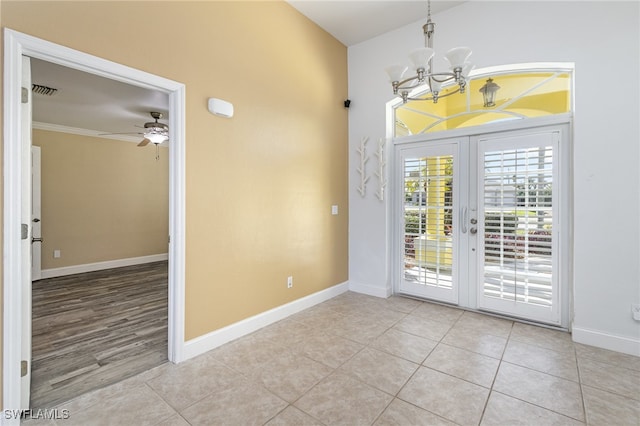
[[431, 87, 461, 99], [395, 76, 427, 91], [396, 71, 458, 90], [407, 94, 435, 102], [429, 73, 457, 83], [406, 86, 461, 102]]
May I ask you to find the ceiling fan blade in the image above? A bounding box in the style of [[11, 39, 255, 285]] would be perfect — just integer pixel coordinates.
[[138, 138, 151, 147], [99, 131, 143, 136]]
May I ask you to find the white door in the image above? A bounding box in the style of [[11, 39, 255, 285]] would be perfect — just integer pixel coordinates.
[[395, 124, 568, 326], [21, 55, 33, 409], [32, 145, 42, 281], [474, 128, 564, 325], [397, 139, 465, 304]]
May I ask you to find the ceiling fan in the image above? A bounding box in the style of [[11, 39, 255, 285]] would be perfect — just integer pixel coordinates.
[[137, 111, 169, 147], [100, 111, 168, 160], [100, 111, 168, 144]]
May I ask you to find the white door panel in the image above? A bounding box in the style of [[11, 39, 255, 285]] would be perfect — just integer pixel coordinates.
[[475, 128, 563, 325], [32, 146, 42, 281], [397, 141, 462, 304]]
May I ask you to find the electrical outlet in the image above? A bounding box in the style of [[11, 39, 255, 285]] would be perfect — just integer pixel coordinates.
[[632, 304, 640, 321], [53, 249, 61, 258], [287, 276, 293, 289]]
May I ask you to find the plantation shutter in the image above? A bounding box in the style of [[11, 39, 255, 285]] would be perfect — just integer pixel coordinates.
[[403, 154, 454, 289], [479, 137, 557, 311]]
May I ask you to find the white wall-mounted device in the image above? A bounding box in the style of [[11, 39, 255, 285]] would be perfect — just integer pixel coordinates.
[[208, 98, 234, 118]]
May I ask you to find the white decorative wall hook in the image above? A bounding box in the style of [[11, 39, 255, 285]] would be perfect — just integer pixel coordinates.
[[356, 136, 370, 197], [374, 138, 387, 201]]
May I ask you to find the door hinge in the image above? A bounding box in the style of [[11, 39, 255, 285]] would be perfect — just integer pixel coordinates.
[[168, 235, 171, 244], [21, 87, 29, 104], [21, 360, 28, 377], [21, 223, 29, 240]]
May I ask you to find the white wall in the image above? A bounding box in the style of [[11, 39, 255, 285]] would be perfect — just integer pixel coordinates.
[[348, 1, 640, 355]]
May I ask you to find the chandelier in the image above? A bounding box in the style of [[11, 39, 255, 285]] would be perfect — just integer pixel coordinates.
[[386, 0, 473, 104]]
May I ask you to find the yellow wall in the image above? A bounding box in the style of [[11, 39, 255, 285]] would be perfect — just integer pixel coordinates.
[[33, 130, 169, 269], [1, 0, 348, 403]]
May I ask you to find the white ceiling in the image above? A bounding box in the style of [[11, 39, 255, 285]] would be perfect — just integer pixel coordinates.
[[31, 58, 169, 142], [31, 1, 464, 136], [287, 0, 464, 46]]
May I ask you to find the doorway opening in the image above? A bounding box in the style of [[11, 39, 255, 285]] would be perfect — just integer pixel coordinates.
[[28, 56, 172, 407], [3, 29, 186, 411]]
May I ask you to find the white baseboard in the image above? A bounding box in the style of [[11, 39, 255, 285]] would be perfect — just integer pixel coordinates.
[[348, 280, 392, 298], [39, 253, 168, 279], [572, 325, 640, 357], [182, 281, 349, 361]]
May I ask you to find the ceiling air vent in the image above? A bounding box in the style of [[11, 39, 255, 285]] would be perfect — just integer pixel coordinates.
[[32, 84, 58, 96]]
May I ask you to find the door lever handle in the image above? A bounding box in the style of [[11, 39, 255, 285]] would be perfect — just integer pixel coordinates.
[[31, 237, 43, 244], [461, 207, 468, 233]]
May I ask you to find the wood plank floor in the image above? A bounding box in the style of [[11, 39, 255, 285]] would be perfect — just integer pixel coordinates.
[[31, 261, 168, 409]]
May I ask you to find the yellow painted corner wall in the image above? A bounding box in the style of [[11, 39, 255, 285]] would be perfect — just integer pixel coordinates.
[[1, 0, 348, 388], [33, 130, 169, 269]]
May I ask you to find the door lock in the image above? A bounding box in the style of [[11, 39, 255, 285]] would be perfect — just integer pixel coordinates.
[[470, 218, 477, 224], [470, 227, 477, 235]]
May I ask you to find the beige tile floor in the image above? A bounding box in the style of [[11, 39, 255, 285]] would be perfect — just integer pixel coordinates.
[[24, 292, 640, 425]]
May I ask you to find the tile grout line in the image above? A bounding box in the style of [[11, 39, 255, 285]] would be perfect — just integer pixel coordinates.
[[347, 299, 442, 425], [477, 320, 515, 425], [384, 308, 483, 425], [489, 324, 588, 424], [286, 299, 421, 425], [575, 347, 589, 425], [141, 381, 190, 425]]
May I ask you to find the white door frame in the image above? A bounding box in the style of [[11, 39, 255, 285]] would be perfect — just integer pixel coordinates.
[[3, 29, 187, 412]]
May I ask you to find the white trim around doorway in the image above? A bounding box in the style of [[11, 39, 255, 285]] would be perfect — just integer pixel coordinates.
[[3, 28, 187, 414]]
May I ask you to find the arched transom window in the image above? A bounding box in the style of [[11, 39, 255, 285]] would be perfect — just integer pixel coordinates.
[[393, 64, 573, 137]]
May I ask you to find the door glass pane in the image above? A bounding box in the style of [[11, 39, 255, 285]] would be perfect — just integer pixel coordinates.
[[403, 155, 454, 288], [482, 146, 553, 306]]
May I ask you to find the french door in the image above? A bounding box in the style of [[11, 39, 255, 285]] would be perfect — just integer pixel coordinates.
[[396, 123, 569, 326], [398, 139, 464, 304]]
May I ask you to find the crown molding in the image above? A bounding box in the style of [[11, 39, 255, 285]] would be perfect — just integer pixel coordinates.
[[32, 121, 141, 143]]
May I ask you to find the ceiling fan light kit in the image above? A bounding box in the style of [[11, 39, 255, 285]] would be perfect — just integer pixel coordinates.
[[134, 111, 169, 161], [141, 111, 169, 144]]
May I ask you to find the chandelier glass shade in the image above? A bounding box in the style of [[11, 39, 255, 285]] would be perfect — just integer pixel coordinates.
[[386, 1, 474, 104]]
